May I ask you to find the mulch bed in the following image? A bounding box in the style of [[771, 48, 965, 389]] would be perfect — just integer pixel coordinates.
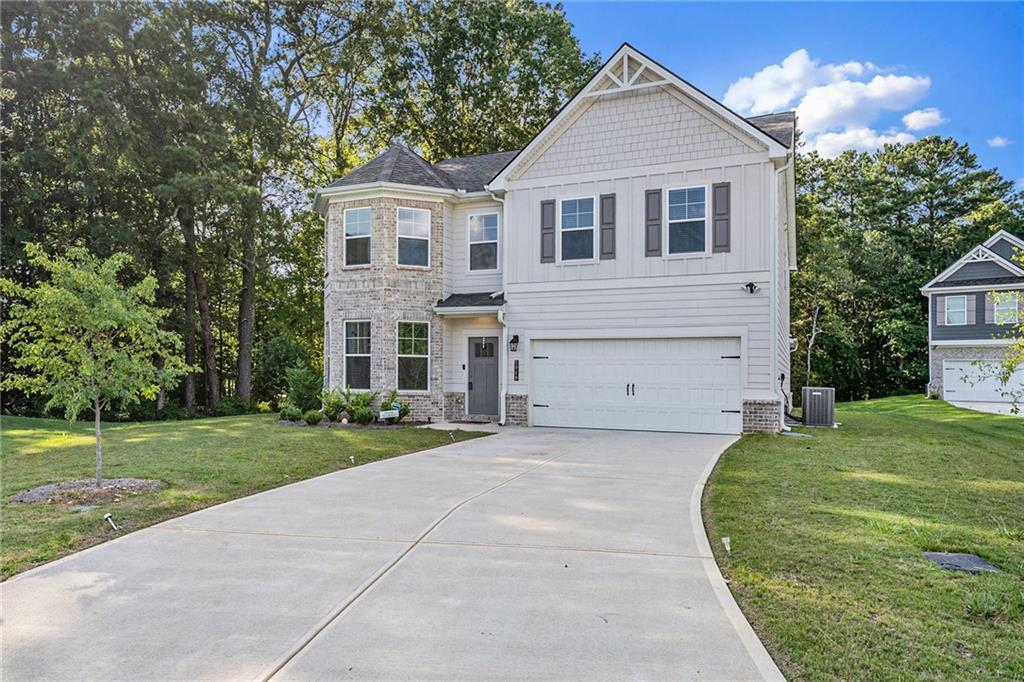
[[275, 419, 427, 429], [9, 478, 165, 506]]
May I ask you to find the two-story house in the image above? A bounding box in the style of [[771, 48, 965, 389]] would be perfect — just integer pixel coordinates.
[[313, 44, 797, 434], [921, 230, 1024, 404]]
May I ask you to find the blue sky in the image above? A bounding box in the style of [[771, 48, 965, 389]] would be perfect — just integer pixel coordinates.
[[562, 2, 1022, 185]]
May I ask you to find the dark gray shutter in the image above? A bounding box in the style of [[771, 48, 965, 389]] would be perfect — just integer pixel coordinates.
[[712, 182, 731, 253], [645, 189, 661, 257], [599, 193, 616, 260], [540, 200, 555, 263]]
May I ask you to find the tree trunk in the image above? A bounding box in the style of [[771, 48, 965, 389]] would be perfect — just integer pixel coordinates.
[[179, 205, 220, 409], [236, 224, 256, 403], [183, 250, 198, 410], [94, 396, 103, 487]]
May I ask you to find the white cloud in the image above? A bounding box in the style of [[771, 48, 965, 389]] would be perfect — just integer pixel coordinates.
[[808, 128, 917, 158], [725, 50, 932, 157], [902, 107, 947, 131], [987, 136, 1013, 148], [723, 49, 874, 115]]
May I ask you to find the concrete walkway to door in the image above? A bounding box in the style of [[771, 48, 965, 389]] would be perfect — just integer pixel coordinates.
[[2, 428, 782, 681]]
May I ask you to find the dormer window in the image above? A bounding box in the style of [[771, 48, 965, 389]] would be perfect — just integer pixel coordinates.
[[344, 208, 371, 266], [468, 212, 499, 271], [397, 207, 431, 267]]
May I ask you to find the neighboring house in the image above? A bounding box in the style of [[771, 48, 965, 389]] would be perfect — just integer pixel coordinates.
[[920, 229, 1024, 404], [313, 44, 797, 435]]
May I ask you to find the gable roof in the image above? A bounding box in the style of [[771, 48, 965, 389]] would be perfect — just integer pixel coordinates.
[[747, 112, 797, 148], [432, 150, 520, 192], [488, 43, 791, 190], [921, 243, 1024, 292]]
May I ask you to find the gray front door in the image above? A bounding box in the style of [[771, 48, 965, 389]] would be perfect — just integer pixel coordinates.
[[467, 336, 499, 415]]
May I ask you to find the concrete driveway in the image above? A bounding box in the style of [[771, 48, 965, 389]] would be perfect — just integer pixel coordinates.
[[2, 428, 781, 681]]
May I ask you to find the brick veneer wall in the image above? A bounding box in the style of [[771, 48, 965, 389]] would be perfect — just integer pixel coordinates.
[[927, 344, 1012, 396], [504, 394, 529, 426], [743, 399, 780, 433], [443, 392, 465, 421], [324, 196, 446, 422]]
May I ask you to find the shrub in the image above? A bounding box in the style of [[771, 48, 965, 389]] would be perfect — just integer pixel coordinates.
[[285, 363, 322, 411], [349, 406, 375, 425], [212, 396, 253, 417], [322, 388, 346, 422], [279, 403, 302, 421], [343, 389, 377, 425], [382, 389, 411, 424], [303, 409, 324, 426], [254, 400, 272, 414], [253, 337, 310, 407]]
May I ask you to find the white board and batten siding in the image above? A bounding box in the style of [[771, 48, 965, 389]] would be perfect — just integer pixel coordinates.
[[444, 198, 503, 295], [499, 81, 789, 429]]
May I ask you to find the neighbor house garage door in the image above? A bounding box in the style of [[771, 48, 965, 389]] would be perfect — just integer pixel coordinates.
[[531, 337, 742, 434], [943, 359, 1023, 403]]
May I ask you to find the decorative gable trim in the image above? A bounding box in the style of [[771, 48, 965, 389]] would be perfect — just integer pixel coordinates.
[[921, 244, 1024, 292], [487, 43, 789, 191], [984, 229, 1024, 251]]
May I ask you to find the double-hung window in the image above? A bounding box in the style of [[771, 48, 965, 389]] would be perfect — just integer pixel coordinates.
[[559, 197, 594, 261], [344, 321, 371, 390], [994, 292, 1020, 325], [344, 208, 371, 266], [397, 207, 430, 267], [397, 321, 429, 391], [468, 212, 499, 271], [944, 295, 967, 326], [667, 186, 707, 254]]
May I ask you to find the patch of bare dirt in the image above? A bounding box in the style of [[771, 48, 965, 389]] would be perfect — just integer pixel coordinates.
[[9, 478, 165, 506]]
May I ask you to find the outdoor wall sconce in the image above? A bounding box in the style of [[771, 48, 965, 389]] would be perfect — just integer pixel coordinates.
[[509, 334, 520, 352], [743, 282, 760, 294]]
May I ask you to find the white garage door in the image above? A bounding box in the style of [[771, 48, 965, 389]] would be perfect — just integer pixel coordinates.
[[531, 337, 742, 434], [943, 359, 1023, 403]]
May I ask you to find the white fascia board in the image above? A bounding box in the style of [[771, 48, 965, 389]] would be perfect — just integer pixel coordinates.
[[488, 44, 787, 190], [984, 229, 1024, 251], [432, 305, 503, 317], [921, 245, 1024, 289], [313, 183, 489, 215], [930, 339, 1018, 347], [921, 281, 1024, 294]]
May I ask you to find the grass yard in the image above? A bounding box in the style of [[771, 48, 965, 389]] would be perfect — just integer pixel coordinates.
[[0, 415, 487, 579], [704, 396, 1024, 680]]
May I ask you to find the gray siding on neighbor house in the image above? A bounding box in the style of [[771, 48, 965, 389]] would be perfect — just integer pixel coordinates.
[[944, 260, 1015, 281], [931, 291, 1020, 341], [989, 238, 1020, 265]]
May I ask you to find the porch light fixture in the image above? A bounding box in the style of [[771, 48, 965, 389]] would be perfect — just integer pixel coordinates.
[[743, 282, 760, 294], [509, 334, 520, 352]]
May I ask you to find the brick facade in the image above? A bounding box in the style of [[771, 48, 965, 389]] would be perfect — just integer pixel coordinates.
[[742, 399, 781, 434], [443, 391, 465, 421], [504, 394, 529, 426], [927, 344, 1012, 397], [325, 196, 446, 422]]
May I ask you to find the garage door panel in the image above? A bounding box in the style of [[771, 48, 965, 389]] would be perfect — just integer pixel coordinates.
[[944, 359, 1023, 403], [532, 338, 742, 434]]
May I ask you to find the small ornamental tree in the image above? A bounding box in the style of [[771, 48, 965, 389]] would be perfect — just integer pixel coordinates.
[[1, 244, 189, 486]]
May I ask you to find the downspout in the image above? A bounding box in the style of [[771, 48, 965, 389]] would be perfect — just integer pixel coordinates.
[[773, 155, 794, 429], [490, 189, 509, 425]]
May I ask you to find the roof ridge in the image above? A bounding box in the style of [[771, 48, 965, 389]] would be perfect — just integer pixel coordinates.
[[434, 149, 521, 164], [394, 144, 454, 189]]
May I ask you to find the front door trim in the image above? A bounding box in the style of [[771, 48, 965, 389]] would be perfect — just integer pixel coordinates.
[[467, 335, 500, 416]]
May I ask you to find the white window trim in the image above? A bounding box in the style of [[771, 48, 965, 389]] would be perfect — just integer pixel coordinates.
[[556, 196, 598, 263], [342, 207, 372, 269], [343, 319, 372, 391], [396, 320, 431, 394], [663, 184, 711, 259], [467, 211, 501, 273], [396, 206, 431, 269], [994, 292, 1020, 326], [944, 295, 968, 326]]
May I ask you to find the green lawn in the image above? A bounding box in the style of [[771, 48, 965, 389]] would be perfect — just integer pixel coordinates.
[[0, 415, 487, 579], [704, 396, 1024, 680]]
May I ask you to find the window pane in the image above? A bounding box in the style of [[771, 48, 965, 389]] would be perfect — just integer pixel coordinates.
[[346, 236, 370, 266], [345, 356, 370, 390], [398, 237, 429, 266], [687, 187, 705, 203], [578, 198, 593, 213], [578, 210, 593, 227], [398, 208, 430, 238], [470, 242, 498, 270], [562, 212, 577, 229], [398, 357, 428, 391], [345, 208, 371, 237], [398, 322, 428, 356], [345, 321, 370, 354], [469, 214, 498, 242], [947, 296, 966, 312], [668, 189, 685, 205], [669, 220, 705, 253], [668, 204, 686, 221], [561, 229, 593, 260], [687, 202, 705, 219], [947, 310, 966, 325]]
